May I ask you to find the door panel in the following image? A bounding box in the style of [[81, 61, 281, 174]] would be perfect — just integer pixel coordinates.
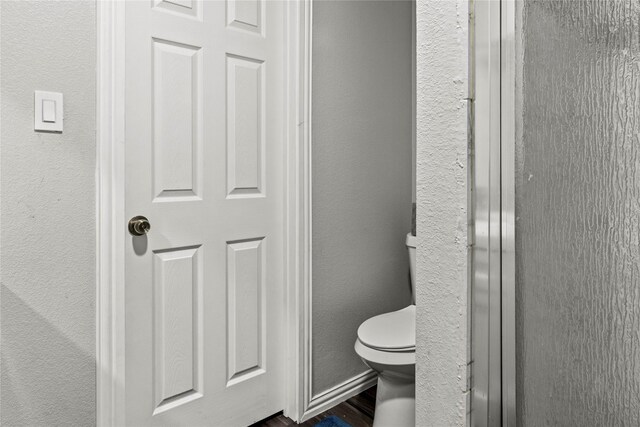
[[226, 238, 265, 386], [125, 1, 285, 425], [226, 54, 265, 197], [151, 38, 202, 201], [152, 245, 203, 414]]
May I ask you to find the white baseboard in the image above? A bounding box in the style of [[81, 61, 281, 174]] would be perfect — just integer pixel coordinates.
[[300, 370, 378, 422]]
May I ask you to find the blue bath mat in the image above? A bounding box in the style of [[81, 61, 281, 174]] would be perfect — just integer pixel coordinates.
[[313, 415, 352, 427]]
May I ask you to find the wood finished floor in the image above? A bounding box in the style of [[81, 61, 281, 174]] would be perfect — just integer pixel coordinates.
[[251, 385, 376, 427]]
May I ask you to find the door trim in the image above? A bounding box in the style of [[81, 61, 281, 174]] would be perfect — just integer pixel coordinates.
[[283, 0, 314, 422], [96, 1, 312, 425], [96, 1, 126, 425]]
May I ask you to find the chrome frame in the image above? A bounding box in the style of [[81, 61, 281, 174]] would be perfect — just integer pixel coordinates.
[[500, 0, 517, 424], [472, 0, 518, 425], [471, 0, 502, 425]]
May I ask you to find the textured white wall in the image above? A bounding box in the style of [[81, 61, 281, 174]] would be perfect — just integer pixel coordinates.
[[0, 1, 96, 425], [415, 0, 469, 425], [311, 0, 414, 395]]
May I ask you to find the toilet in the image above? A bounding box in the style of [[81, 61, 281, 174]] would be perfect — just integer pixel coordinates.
[[354, 233, 416, 427]]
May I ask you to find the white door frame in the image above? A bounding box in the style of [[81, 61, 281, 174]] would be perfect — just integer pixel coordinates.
[[96, 1, 312, 425]]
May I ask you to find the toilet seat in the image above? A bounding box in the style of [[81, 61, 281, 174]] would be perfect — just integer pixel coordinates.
[[357, 305, 415, 352], [355, 339, 415, 366]]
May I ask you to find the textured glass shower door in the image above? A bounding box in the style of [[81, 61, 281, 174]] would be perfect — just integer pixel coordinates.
[[515, 0, 640, 424]]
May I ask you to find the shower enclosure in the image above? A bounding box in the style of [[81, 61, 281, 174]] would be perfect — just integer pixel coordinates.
[[472, 0, 640, 425]]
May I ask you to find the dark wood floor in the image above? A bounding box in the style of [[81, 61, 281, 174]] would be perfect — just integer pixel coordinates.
[[251, 385, 377, 427]]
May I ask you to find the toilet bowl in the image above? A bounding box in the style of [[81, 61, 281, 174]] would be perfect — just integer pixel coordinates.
[[354, 233, 416, 427]]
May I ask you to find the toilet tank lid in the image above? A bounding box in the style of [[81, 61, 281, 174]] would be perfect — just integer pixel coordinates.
[[406, 233, 417, 248], [357, 305, 415, 351]]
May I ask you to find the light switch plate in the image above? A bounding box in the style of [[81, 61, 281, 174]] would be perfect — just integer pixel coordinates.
[[34, 91, 63, 132]]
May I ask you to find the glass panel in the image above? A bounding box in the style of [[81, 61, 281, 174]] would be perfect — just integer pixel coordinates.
[[516, 1, 640, 425]]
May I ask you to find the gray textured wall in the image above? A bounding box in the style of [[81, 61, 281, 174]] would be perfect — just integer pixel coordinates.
[[0, 1, 97, 425], [311, 0, 413, 396], [415, 0, 469, 424]]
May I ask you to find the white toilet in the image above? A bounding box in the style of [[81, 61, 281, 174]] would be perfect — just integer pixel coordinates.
[[354, 233, 416, 427]]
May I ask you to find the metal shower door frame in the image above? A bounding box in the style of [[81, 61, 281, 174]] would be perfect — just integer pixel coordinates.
[[471, 0, 516, 425], [500, 0, 517, 424]]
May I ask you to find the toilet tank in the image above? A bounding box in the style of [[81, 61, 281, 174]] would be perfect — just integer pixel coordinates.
[[406, 233, 417, 302]]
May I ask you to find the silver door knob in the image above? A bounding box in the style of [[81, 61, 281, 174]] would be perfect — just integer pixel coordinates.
[[129, 216, 151, 236]]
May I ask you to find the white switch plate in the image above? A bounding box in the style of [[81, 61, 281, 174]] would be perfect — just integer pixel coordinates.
[[34, 91, 63, 132]]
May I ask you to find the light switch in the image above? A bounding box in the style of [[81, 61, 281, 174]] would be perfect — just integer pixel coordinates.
[[34, 91, 63, 132], [42, 99, 56, 123]]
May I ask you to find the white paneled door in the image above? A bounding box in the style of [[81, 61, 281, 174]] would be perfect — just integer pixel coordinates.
[[124, 1, 285, 425]]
